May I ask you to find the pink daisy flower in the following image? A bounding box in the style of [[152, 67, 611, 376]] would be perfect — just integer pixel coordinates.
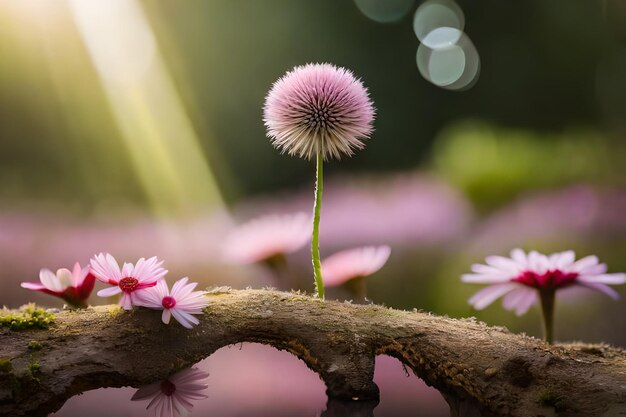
[[462, 248, 625, 342], [20, 262, 95, 308], [131, 367, 209, 417], [222, 213, 310, 265], [322, 246, 391, 300], [264, 63, 375, 161], [135, 278, 208, 329], [90, 253, 167, 310]]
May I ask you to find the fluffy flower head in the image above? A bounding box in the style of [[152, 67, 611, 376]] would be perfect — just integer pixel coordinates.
[[322, 246, 391, 287], [222, 213, 310, 265], [136, 277, 209, 329], [462, 249, 625, 315], [131, 367, 209, 417], [90, 253, 167, 310], [21, 262, 95, 308], [264, 63, 375, 160]]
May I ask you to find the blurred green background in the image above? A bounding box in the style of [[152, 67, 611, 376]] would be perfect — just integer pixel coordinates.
[[1, 0, 625, 348]]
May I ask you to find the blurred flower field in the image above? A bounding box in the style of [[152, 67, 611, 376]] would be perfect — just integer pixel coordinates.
[[1, 0, 626, 416]]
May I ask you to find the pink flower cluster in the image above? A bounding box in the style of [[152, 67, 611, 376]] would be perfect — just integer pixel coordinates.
[[224, 213, 392, 290], [20, 253, 209, 329]]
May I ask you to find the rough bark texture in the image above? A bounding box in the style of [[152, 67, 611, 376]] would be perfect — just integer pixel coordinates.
[[0, 289, 625, 417]]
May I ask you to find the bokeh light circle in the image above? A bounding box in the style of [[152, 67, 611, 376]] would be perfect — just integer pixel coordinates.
[[354, 0, 415, 23], [413, 0, 464, 43], [416, 32, 480, 90], [421, 27, 463, 49]]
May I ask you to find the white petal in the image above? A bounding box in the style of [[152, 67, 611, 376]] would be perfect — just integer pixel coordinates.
[[120, 293, 133, 310], [55, 268, 74, 290], [576, 282, 621, 300], [555, 251, 575, 270], [170, 277, 194, 299], [21, 282, 46, 290], [485, 255, 521, 272], [171, 309, 194, 329], [72, 263, 85, 287], [39, 269, 63, 292], [162, 309, 172, 324], [528, 251, 549, 274], [570, 255, 599, 273], [97, 286, 122, 297], [461, 273, 510, 284], [510, 248, 528, 265], [471, 264, 506, 275], [121, 262, 134, 278], [468, 283, 518, 310], [133, 287, 163, 308], [90, 253, 121, 282], [576, 263, 607, 275], [502, 287, 537, 316], [578, 273, 626, 285]]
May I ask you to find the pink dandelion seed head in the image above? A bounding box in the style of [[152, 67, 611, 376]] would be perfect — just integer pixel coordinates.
[[264, 63, 375, 160], [131, 367, 209, 417], [462, 248, 626, 316], [222, 212, 310, 265], [322, 245, 391, 287], [20, 262, 95, 308], [135, 277, 209, 329], [90, 253, 167, 310]]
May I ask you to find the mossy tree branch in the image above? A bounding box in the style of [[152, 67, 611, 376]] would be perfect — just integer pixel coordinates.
[[0, 289, 625, 417]]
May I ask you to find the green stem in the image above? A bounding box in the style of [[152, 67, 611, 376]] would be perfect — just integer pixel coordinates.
[[539, 288, 555, 344], [312, 149, 325, 299]]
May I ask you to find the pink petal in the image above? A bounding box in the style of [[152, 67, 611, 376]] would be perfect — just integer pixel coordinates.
[[130, 381, 161, 401], [322, 245, 391, 287], [222, 212, 310, 264]]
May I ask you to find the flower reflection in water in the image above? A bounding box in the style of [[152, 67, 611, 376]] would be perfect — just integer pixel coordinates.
[[131, 367, 209, 417]]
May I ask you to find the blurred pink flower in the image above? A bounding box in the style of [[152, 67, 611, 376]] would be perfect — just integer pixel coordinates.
[[136, 277, 208, 329], [131, 367, 209, 417], [222, 213, 310, 265], [264, 63, 375, 160], [90, 253, 167, 310], [240, 174, 472, 249], [463, 249, 625, 315], [470, 186, 626, 252], [20, 262, 95, 308], [322, 246, 391, 287]]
